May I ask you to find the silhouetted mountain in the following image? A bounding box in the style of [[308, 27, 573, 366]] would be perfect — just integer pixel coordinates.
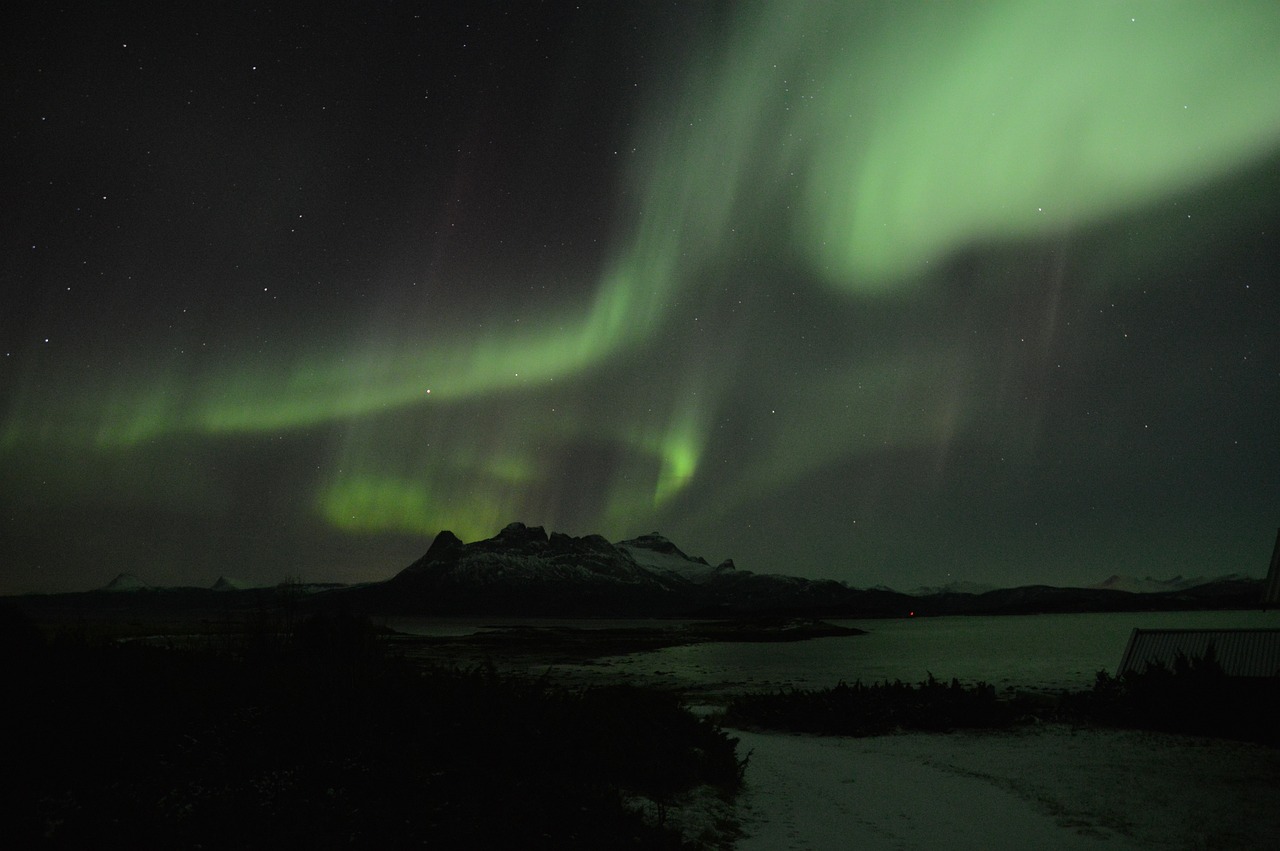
[[338, 523, 934, 617], [211, 576, 256, 591], [905, 580, 998, 596], [357, 522, 697, 616], [5, 523, 1268, 620], [337, 522, 1266, 617], [616, 532, 725, 583], [1089, 574, 1249, 594], [906, 577, 1265, 616], [100, 573, 151, 592]]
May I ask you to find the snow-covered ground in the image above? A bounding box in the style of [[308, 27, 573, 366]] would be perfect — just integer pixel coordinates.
[[729, 725, 1280, 850]]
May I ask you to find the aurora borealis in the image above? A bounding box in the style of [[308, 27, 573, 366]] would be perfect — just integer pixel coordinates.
[[4, 2, 1278, 593]]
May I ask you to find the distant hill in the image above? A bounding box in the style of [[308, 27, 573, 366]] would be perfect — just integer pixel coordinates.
[[100, 573, 151, 592], [904, 580, 998, 597], [211, 577, 256, 592], [332, 522, 1265, 618], [1088, 574, 1250, 595], [6, 522, 1268, 619], [332, 522, 905, 617]]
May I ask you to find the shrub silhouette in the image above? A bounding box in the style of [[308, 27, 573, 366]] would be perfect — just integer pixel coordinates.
[[725, 652, 1280, 746], [1070, 646, 1280, 744], [7, 621, 741, 848], [722, 674, 1016, 736]]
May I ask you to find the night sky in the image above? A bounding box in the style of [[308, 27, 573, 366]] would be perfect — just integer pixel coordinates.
[[4, 1, 1279, 594]]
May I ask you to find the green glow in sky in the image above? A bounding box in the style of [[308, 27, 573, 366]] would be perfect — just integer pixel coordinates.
[[684, 0, 1280, 290], [2, 259, 676, 448], [813, 2, 1280, 287], [4, 1, 1278, 589], [320, 474, 515, 543], [302, 0, 1280, 538]]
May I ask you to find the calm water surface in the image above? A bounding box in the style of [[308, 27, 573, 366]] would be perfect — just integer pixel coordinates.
[[552, 610, 1280, 693]]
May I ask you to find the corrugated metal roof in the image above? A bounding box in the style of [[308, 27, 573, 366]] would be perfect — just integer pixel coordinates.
[[1118, 628, 1280, 678]]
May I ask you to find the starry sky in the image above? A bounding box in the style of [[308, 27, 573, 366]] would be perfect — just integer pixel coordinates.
[[4, 1, 1279, 594]]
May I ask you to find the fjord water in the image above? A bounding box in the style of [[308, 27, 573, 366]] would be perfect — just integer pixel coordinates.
[[561, 610, 1280, 694]]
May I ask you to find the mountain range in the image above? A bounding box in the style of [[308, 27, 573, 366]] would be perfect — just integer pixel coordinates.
[[12, 521, 1267, 619], [332, 522, 1264, 618], [342, 521, 883, 616]]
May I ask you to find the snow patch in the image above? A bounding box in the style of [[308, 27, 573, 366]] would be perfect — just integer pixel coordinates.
[[732, 725, 1280, 850]]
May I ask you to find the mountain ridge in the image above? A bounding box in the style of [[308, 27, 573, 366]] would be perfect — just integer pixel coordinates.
[[336, 522, 1263, 617], [9, 522, 1268, 618]]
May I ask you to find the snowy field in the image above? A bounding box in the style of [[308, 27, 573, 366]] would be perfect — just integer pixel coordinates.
[[730, 725, 1280, 850]]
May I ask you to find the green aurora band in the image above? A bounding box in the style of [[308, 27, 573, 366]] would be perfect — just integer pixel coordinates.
[[5, 0, 1279, 550]]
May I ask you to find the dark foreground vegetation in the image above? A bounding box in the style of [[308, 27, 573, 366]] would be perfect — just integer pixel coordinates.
[[722, 650, 1280, 746], [722, 675, 1021, 736], [2, 605, 744, 849], [1065, 648, 1280, 745]]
